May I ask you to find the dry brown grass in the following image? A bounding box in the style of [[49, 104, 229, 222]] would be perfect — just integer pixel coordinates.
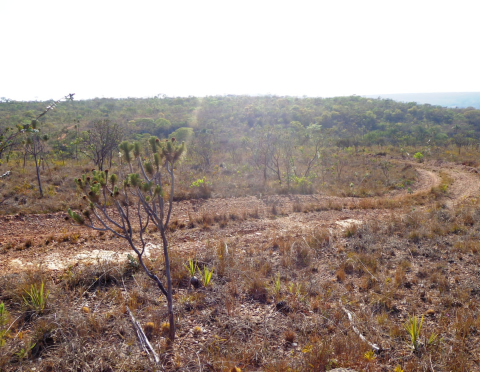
[[2, 152, 480, 370]]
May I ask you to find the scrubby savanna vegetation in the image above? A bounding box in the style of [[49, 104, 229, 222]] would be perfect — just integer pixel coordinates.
[[1, 95, 480, 370]]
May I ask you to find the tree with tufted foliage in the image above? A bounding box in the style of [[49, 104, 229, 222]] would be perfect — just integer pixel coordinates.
[[68, 137, 185, 342]]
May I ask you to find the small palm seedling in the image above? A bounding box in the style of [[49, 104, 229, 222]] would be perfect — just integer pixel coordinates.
[[23, 282, 49, 314], [185, 258, 198, 278], [404, 313, 424, 351], [272, 273, 281, 295], [0, 302, 9, 347], [0, 302, 8, 326], [185, 258, 201, 289], [201, 267, 214, 287]]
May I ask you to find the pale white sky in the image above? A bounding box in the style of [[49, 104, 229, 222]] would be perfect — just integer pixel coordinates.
[[1, 0, 479, 101]]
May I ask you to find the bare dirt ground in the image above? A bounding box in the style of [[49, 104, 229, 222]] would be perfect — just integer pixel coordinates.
[[1, 159, 475, 275]]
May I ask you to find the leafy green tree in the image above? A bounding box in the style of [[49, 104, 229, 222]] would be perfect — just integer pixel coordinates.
[[168, 127, 194, 143], [464, 109, 480, 128]]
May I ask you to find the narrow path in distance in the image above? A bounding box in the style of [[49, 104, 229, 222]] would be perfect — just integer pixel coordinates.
[[0, 160, 477, 274]]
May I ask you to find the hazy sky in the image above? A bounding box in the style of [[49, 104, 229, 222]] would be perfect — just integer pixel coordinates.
[[1, 0, 479, 101]]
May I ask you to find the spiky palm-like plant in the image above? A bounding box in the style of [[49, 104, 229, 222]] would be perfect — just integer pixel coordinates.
[[68, 137, 185, 342]]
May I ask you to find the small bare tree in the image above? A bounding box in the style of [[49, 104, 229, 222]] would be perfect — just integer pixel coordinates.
[[22, 93, 75, 197], [81, 119, 123, 170], [0, 127, 21, 160], [68, 137, 185, 342]]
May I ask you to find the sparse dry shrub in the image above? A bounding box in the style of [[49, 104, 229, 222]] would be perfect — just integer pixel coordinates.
[[431, 271, 450, 294], [359, 276, 378, 292], [335, 268, 346, 282], [389, 324, 403, 340], [143, 321, 156, 341], [168, 251, 190, 288], [394, 266, 406, 287], [327, 199, 343, 211], [450, 223, 466, 234], [306, 227, 331, 253], [353, 252, 379, 276], [292, 201, 302, 213], [60, 260, 125, 291], [29, 319, 57, 359], [169, 218, 180, 231], [284, 329, 296, 343], [270, 203, 278, 215], [1, 269, 50, 310], [277, 235, 294, 256], [215, 239, 234, 277], [461, 212, 475, 226], [408, 230, 422, 243], [187, 211, 196, 228], [127, 288, 150, 310], [248, 207, 260, 219], [429, 221, 446, 236], [228, 212, 241, 221], [344, 223, 358, 238], [280, 255, 294, 269], [225, 295, 236, 316], [260, 261, 273, 276], [180, 291, 206, 312], [302, 340, 333, 371], [197, 212, 213, 227], [357, 198, 377, 209], [294, 243, 311, 268], [247, 275, 268, 303]]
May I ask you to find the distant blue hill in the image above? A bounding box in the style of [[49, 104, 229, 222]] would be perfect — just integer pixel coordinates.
[[364, 92, 480, 109]]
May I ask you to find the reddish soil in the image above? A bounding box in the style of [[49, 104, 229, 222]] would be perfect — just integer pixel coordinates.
[[2, 159, 473, 276]]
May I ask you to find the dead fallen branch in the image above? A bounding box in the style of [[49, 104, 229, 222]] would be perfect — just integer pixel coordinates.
[[126, 305, 160, 365], [339, 299, 381, 352]]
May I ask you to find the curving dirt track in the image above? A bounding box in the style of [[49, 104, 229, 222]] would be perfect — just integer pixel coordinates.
[[0, 160, 478, 274]]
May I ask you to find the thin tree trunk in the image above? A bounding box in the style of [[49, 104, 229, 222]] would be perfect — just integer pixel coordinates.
[[34, 156, 43, 197], [160, 224, 175, 341]]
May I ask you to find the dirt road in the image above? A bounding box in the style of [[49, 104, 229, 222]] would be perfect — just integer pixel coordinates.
[[1, 160, 478, 274]]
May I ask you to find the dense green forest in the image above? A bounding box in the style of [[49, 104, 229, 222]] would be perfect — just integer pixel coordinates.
[[2, 95, 480, 154], [2, 94, 480, 206]]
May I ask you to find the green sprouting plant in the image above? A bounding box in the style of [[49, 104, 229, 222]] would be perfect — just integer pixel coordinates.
[[0, 330, 7, 347], [427, 332, 439, 346], [404, 314, 424, 351], [0, 302, 8, 326], [288, 282, 302, 298], [413, 152, 424, 162], [0, 302, 9, 348], [14, 342, 36, 360], [23, 282, 49, 314], [190, 176, 210, 188], [185, 258, 198, 277], [272, 273, 281, 295], [127, 253, 140, 270], [364, 349, 376, 361], [201, 267, 213, 287]]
